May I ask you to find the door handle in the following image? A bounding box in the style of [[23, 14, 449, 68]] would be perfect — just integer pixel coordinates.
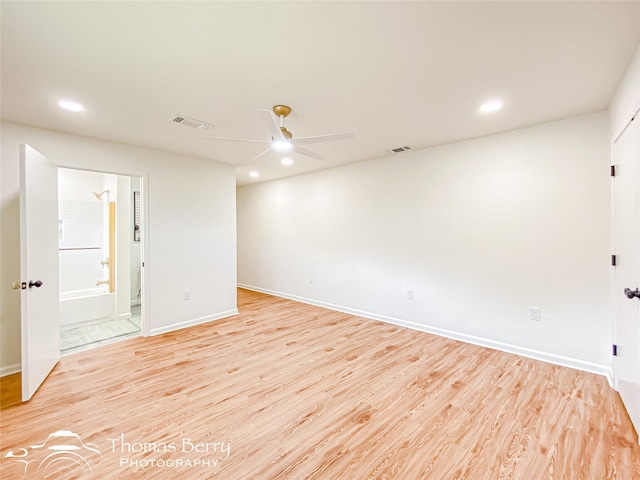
[[624, 288, 640, 300], [28, 280, 43, 288]]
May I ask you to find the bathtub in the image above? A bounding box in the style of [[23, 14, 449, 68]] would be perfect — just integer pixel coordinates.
[[59, 288, 116, 326]]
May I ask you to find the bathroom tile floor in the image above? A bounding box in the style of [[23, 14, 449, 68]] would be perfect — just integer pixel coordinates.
[[60, 305, 141, 356]]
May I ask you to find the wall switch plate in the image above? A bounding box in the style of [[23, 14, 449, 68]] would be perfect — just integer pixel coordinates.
[[183, 290, 191, 301], [407, 289, 414, 300], [530, 307, 541, 321]]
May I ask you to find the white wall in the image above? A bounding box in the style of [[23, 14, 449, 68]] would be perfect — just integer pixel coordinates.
[[0, 121, 238, 374], [238, 112, 611, 373]]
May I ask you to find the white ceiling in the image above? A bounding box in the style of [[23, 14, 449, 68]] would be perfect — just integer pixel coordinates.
[[2, 1, 639, 185]]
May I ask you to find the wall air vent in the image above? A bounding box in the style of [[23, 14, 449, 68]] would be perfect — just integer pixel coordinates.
[[389, 146, 412, 153], [170, 114, 212, 129]]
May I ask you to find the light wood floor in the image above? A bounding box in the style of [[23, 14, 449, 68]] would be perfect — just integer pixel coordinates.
[[1, 288, 639, 479]]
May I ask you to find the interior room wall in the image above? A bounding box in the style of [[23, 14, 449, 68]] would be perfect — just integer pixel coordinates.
[[238, 112, 611, 374], [0, 121, 238, 374]]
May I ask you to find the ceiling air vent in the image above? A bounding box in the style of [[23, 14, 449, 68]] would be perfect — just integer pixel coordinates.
[[170, 114, 212, 129], [389, 145, 412, 154]]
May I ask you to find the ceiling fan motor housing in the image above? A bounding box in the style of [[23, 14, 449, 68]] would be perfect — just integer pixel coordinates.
[[280, 127, 293, 139]]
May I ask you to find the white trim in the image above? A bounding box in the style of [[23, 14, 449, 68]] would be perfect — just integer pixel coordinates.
[[605, 367, 615, 388], [119, 312, 132, 321], [139, 173, 150, 337], [239, 284, 611, 379], [1, 364, 21, 377], [149, 309, 239, 336]]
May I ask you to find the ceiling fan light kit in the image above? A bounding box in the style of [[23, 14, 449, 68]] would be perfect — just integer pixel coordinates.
[[201, 105, 355, 163], [272, 139, 294, 152]]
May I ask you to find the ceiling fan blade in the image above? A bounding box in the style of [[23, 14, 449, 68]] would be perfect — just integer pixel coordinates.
[[292, 144, 326, 161], [290, 132, 355, 146], [200, 135, 270, 144], [258, 109, 285, 140], [249, 146, 273, 163]]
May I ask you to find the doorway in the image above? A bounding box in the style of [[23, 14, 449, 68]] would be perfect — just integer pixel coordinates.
[[57, 168, 143, 355]]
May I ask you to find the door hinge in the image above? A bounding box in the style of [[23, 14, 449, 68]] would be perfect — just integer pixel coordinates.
[[612, 344, 618, 356], [610, 165, 616, 177], [612, 254, 617, 266]]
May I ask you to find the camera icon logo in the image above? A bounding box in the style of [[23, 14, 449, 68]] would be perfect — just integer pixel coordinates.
[[3, 430, 102, 479]]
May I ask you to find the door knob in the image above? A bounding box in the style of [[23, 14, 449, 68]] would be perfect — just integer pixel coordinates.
[[28, 280, 43, 288], [624, 288, 640, 299]]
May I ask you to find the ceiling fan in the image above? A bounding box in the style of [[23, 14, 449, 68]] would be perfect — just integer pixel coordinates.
[[201, 105, 355, 162]]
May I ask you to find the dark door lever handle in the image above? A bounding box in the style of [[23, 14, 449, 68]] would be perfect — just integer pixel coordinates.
[[28, 280, 43, 288], [624, 288, 640, 299]]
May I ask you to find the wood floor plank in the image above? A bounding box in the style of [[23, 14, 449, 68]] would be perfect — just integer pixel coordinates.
[[1, 288, 639, 479]]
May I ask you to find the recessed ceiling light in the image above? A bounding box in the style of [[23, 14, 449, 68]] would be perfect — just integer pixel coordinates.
[[272, 139, 293, 152], [281, 157, 293, 166], [249, 171, 260, 178], [479, 99, 503, 114], [58, 100, 84, 112]]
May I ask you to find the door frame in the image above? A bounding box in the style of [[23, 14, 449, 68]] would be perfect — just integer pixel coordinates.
[[56, 165, 151, 337]]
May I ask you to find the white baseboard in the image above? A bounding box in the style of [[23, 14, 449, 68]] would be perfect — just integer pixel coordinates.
[[119, 312, 132, 321], [130, 300, 141, 307], [238, 284, 610, 379], [605, 368, 615, 388], [1, 364, 21, 377], [149, 309, 239, 336]]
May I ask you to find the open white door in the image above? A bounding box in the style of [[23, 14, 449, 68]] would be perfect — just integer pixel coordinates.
[[20, 144, 60, 401], [612, 114, 640, 435]]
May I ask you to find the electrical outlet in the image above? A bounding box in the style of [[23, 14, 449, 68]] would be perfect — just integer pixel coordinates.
[[309, 274, 314, 284], [407, 289, 414, 300], [530, 307, 541, 321], [183, 289, 191, 301]]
